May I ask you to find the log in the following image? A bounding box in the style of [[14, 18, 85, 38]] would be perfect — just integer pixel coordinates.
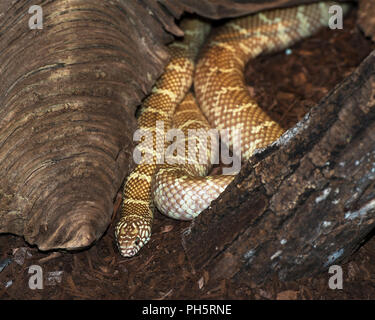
[[0, 0, 174, 250], [182, 50, 375, 283]]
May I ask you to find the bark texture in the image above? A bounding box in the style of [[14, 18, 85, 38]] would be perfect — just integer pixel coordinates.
[[0, 0, 174, 250], [358, 0, 375, 41], [182, 50, 375, 283]]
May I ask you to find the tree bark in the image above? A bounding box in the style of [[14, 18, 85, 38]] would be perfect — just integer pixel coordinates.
[[358, 0, 375, 41], [182, 50, 375, 283], [0, 0, 174, 250]]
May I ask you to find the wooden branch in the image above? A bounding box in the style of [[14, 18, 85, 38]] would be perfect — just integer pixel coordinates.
[[182, 50, 375, 283]]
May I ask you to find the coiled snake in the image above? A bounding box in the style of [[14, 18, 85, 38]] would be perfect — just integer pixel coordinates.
[[115, 2, 350, 257]]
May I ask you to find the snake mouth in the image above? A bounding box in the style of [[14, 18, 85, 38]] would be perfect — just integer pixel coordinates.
[[117, 238, 151, 257], [119, 247, 140, 257], [116, 231, 151, 257], [116, 239, 141, 257]]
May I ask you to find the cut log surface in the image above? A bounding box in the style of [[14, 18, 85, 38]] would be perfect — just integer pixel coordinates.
[[0, 0, 175, 250], [182, 50, 375, 283]]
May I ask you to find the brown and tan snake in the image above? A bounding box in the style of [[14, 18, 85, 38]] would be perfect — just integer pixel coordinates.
[[115, 2, 350, 257]]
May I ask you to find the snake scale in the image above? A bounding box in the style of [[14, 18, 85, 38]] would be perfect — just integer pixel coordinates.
[[115, 1, 350, 257]]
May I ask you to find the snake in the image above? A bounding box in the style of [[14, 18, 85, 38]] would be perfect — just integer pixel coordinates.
[[115, 1, 350, 257]]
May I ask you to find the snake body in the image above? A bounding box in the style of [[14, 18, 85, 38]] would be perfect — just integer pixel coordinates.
[[115, 2, 350, 257], [115, 19, 210, 256]]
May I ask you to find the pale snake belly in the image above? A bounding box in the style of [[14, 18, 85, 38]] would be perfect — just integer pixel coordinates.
[[115, 2, 350, 257]]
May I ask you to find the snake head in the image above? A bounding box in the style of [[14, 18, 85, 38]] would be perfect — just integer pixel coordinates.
[[115, 217, 151, 257]]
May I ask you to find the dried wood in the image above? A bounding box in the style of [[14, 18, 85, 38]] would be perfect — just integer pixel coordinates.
[[0, 0, 173, 250], [182, 50, 375, 283]]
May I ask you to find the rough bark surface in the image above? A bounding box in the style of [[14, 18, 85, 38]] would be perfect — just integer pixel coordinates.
[[0, 0, 174, 250], [358, 0, 375, 41], [182, 50, 375, 283]]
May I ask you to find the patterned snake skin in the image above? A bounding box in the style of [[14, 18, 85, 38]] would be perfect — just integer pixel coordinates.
[[115, 2, 350, 257]]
